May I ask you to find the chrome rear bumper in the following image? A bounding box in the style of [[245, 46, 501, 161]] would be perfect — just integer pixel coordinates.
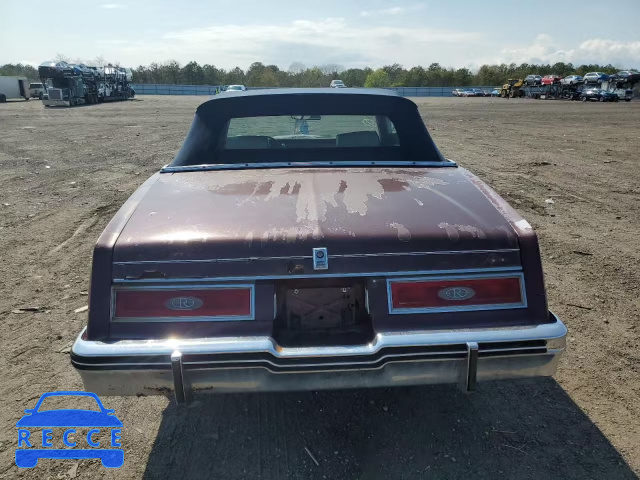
[[71, 313, 567, 402]]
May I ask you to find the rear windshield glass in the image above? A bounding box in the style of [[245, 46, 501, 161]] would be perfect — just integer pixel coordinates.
[[225, 115, 398, 149]]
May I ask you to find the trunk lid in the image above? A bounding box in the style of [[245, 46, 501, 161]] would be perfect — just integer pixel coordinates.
[[112, 167, 521, 279]]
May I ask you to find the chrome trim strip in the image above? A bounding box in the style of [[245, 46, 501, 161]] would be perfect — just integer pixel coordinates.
[[365, 287, 370, 313], [479, 346, 545, 353], [75, 351, 563, 396], [72, 316, 567, 360], [113, 248, 520, 266], [386, 272, 527, 315], [160, 160, 457, 173], [329, 249, 519, 259], [72, 350, 471, 369], [115, 266, 523, 284], [111, 283, 255, 323]]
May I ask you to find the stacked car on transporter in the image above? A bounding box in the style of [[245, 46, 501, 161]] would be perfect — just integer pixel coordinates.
[[38, 61, 135, 107], [500, 70, 638, 102]]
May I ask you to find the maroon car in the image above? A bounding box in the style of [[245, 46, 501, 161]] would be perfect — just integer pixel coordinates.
[[71, 89, 566, 403]]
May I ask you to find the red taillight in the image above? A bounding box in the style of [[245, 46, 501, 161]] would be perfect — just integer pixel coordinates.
[[113, 286, 253, 321], [388, 275, 524, 313]]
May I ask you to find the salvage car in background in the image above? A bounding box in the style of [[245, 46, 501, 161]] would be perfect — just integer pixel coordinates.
[[524, 74, 542, 85], [224, 84, 247, 92], [560, 75, 583, 85], [541, 75, 562, 85], [29, 82, 45, 100], [581, 87, 618, 102], [71, 89, 567, 403], [612, 70, 640, 84], [583, 72, 609, 84]]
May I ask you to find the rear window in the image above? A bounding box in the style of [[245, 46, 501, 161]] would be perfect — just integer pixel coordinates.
[[29, 83, 42, 88], [224, 115, 399, 149]]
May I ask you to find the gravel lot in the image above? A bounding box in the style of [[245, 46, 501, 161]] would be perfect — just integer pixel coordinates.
[[1, 95, 638, 480]]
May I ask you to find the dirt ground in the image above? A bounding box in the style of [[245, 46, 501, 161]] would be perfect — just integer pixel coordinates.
[[0, 95, 638, 480]]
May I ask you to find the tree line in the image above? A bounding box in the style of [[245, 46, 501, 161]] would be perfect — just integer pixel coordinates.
[[1, 59, 632, 87]]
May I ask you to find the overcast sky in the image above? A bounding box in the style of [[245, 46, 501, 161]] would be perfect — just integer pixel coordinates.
[[3, 0, 639, 70]]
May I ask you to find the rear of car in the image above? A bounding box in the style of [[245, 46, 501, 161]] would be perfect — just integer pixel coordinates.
[[29, 83, 44, 99], [71, 89, 566, 402]]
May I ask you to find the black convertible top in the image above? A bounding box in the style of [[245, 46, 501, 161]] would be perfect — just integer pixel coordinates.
[[170, 88, 448, 167], [205, 87, 402, 100]]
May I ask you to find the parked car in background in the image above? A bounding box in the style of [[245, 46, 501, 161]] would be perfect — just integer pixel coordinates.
[[612, 70, 640, 83], [472, 88, 485, 96], [452, 88, 464, 97], [491, 89, 500, 97], [29, 82, 45, 100], [225, 85, 247, 92], [583, 72, 609, 84], [580, 87, 618, 102], [482, 89, 492, 97], [560, 75, 583, 85], [541, 75, 562, 85], [616, 89, 634, 102], [524, 75, 542, 85], [70, 88, 567, 403], [461, 89, 478, 97], [563, 89, 583, 101], [330, 80, 347, 88]]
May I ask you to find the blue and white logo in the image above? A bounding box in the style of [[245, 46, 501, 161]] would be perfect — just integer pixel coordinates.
[[15, 391, 123, 468]]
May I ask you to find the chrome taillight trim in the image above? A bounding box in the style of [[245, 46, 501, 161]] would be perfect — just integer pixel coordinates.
[[113, 266, 524, 283], [386, 272, 527, 315], [110, 283, 255, 322], [112, 249, 520, 266]]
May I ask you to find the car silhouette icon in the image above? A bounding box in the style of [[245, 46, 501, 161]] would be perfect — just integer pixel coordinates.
[[15, 391, 123, 468]]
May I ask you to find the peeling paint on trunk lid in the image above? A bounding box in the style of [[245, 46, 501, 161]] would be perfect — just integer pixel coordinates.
[[113, 167, 519, 267]]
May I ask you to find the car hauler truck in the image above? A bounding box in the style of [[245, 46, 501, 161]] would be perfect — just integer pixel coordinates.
[[100, 65, 136, 101], [38, 61, 135, 107], [503, 74, 637, 101], [38, 61, 100, 106], [0, 76, 30, 102]]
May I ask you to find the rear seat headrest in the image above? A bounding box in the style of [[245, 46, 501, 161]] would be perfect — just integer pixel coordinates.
[[226, 135, 271, 149], [336, 131, 381, 147]]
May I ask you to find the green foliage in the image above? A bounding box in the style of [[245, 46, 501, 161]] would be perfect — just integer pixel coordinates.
[[364, 69, 391, 88], [0, 63, 39, 80], [4, 59, 633, 87]]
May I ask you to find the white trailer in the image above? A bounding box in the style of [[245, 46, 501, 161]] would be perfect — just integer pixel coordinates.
[[0, 76, 30, 102]]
